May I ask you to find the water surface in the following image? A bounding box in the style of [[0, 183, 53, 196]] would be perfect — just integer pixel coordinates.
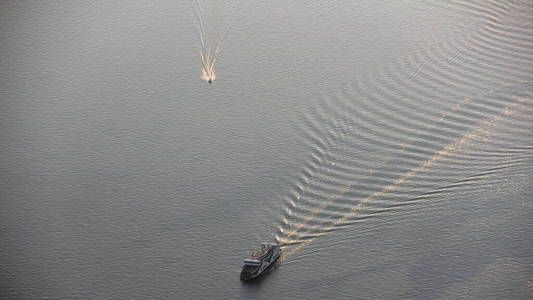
[[1, 0, 532, 299]]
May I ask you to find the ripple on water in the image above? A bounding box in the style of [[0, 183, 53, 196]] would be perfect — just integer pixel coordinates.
[[274, 0, 533, 259]]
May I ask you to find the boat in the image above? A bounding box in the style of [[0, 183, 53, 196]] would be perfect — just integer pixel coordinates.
[[240, 243, 281, 281]]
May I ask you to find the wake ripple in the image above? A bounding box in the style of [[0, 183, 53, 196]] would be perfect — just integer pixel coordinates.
[[274, 0, 533, 259]]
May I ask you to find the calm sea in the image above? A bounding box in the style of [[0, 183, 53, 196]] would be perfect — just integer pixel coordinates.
[[1, 0, 532, 299]]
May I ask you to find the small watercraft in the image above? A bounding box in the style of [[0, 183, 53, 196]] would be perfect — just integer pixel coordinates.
[[240, 243, 281, 281]]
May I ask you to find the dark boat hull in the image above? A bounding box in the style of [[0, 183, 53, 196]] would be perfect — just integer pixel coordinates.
[[240, 247, 281, 281]]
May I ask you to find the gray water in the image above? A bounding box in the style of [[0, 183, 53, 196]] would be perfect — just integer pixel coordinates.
[[1, 1, 532, 299]]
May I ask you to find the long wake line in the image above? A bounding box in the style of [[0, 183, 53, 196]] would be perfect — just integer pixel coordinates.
[[272, 0, 533, 258], [277, 91, 531, 259]]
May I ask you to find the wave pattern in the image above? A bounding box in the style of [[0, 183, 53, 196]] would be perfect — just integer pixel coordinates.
[[274, 0, 533, 258]]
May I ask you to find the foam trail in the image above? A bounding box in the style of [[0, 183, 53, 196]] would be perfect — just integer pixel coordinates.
[[194, 0, 242, 83]]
